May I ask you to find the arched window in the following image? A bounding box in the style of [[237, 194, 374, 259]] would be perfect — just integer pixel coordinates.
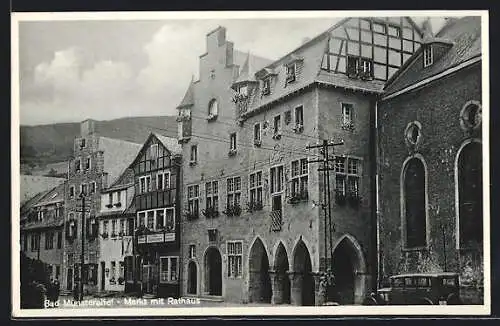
[[403, 157, 427, 248], [208, 99, 218, 118], [457, 141, 482, 247]]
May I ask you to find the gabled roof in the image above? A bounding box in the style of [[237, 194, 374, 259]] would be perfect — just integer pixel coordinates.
[[33, 182, 65, 207], [98, 136, 142, 187], [20, 175, 66, 206], [129, 132, 182, 169], [384, 16, 481, 97], [177, 76, 195, 109]]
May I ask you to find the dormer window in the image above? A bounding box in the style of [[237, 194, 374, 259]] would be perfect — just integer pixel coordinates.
[[360, 58, 373, 79], [208, 99, 218, 121], [262, 77, 271, 96], [238, 85, 248, 96], [285, 63, 296, 83], [423, 45, 433, 67]]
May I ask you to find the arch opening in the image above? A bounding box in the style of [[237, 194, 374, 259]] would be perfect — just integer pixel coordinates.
[[187, 261, 197, 295], [204, 247, 222, 296], [332, 236, 365, 305], [292, 240, 315, 306], [248, 238, 272, 303], [273, 242, 291, 304]]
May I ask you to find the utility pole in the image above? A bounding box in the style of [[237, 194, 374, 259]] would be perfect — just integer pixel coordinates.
[[307, 139, 343, 299]]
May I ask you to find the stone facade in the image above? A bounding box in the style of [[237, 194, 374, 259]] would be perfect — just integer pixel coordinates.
[[377, 59, 483, 303]]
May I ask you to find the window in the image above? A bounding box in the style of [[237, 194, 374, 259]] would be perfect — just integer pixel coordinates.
[[190, 145, 198, 163], [108, 193, 113, 206], [229, 133, 237, 151], [22, 233, 28, 251], [119, 261, 125, 279], [80, 138, 86, 148], [189, 245, 196, 259], [85, 157, 91, 171], [291, 159, 309, 198], [249, 171, 263, 206], [254, 123, 261, 145], [262, 77, 271, 95], [273, 115, 281, 137], [146, 211, 154, 230], [160, 256, 179, 283], [238, 85, 248, 96], [360, 58, 373, 78], [120, 219, 125, 234], [80, 184, 88, 197], [188, 185, 200, 217], [111, 261, 116, 281], [284, 110, 292, 125], [75, 159, 81, 172], [286, 63, 296, 83], [137, 212, 145, 227], [335, 156, 361, 196], [341, 103, 354, 129], [31, 233, 40, 252], [112, 219, 117, 236], [458, 142, 482, 247], [388, 25, 401, 37], [57, 231, 62, 249], [423, 45, 433, 67], [146, 144, 158, 161], [403, 157, 427, 248], [347, 56, 359, 77], [205, 181, 219, 212], [295, 106, 304, 131], [227, 177, 241, 208], [45, 232, 54, 250], [69, 186, 75, 199], [157, 171, 171, 190], [270, 165, 284, 194], [156, 210, 165, 229], [90, 182, 96, 194], [208, 99, 218, 118], [227, 241, 243, 278], [139, 175, 151, 194]]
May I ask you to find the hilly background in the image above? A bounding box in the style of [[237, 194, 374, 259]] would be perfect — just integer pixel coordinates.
[[20, 116, 177, 176]]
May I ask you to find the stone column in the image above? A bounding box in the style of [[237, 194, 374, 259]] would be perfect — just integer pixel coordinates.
[[288, 271, 304, 306], [312, 272, 325, 306], [269, 270, 284, 304]]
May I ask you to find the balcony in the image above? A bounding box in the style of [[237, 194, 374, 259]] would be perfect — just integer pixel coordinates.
[[270, 210, 283, 232]]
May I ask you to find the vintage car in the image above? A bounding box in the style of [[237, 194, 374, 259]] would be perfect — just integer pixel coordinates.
[[364, 272, 462, 305]]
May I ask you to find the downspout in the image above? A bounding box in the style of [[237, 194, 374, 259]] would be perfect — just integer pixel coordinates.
[[370, 97, 379, 293]]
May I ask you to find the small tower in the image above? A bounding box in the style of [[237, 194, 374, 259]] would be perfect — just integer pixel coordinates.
[[176, 76, 195, 143], [231, 52, 259, 118]]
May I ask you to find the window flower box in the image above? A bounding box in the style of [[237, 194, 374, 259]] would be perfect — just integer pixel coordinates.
[[118, 277, 125, 285], [246, 201, 263, 213], [253, 139, 262, 147], [232, 93, 249, 104], [110, 277, 116, 285], [118, 231, 125, 237], [272, 132, 282, 140], [335, 191, 347, 206], [101, 232, 109, 239], [206, 114, 218, 122], [114, 202, 122, 208], [165, 224, 175, 232], [223, 204, 242, 217], [341, 121, 355, 132], [105, 204, 113, 208], [293, 124, 304, 133], [202, 207, 220, 219], [228, 149, 237, 157], [189, 160, 197, 166], [286, 73, 296, 84], [288, 191, 309, 204], [111, 232, 117, 239]]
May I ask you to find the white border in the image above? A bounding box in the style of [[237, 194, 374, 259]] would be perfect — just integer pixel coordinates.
[[11, 10, 490, 317]]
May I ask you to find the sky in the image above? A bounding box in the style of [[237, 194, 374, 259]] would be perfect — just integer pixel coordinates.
[[17, 14, 449, 126]]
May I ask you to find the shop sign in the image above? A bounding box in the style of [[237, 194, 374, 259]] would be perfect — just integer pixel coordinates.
[[147, 233, 165, 243], [164, 233, 175, 242]]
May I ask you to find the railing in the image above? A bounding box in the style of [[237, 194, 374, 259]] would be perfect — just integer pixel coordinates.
[[270, 210, 283, 232]]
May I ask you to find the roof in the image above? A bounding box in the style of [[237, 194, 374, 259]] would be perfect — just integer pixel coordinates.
[[232, 52, 274, 87], [32, 182, 65, 207], [154, 133, 182, 155], [98, 136, 142, 187], [20, 175, 66, 206], [384, 16, 481, 96], [177, 77, 195, 108]]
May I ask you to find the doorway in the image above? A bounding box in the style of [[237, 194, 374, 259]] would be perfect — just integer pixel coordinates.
[[66, 268, 73, 291], [188, 261, 197, 294], [204, 247, 222, 296], [100, 262, 106, 291]]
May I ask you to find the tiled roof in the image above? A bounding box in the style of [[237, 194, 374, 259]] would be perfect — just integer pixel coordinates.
[[177, 77, 195, 108], [33, 182, 66, 207], [20, 175, 66, 206], [384, 16, 481, 96], [22, 219, 64, 231], [20, 188, 51, 217], [98, 137, 142, 187], [233, 52, 273, 86], [315, 70, 386, 94], [244, 33, 330, 114], [154, 133, 182, 155]]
